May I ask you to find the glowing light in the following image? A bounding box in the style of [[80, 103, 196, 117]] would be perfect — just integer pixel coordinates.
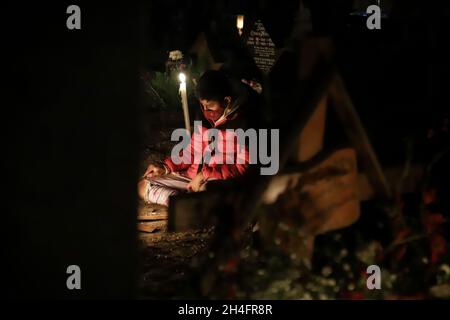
[[178, 72, 190, 132], [178, 72, 186, 83], [236, 15, 244, 35]]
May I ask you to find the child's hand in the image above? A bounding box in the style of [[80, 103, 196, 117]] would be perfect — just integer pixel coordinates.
[[143, 164, 166, 178], [187, 172, 206, 192]]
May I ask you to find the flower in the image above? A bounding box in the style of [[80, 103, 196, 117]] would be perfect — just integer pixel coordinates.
[[430, 284, 450, 299], [439, 264, 450, 276], [356, 241, 381, 265], [169, 50, 183, 61], [321, 266, 333, 277], [345, 292, 365, 300], [340, 249, 349, 258]]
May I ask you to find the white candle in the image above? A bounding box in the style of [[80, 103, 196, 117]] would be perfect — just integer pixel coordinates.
[[237, 15, 244, 36], [178, 73, 191, 133]]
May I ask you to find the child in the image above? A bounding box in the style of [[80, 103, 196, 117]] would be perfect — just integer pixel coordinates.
[[138, 70, 251, 206]]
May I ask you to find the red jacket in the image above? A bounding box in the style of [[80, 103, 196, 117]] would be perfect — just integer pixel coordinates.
[[164, 107, 250, 180]]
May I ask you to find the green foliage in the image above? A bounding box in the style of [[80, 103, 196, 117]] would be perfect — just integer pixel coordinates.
[[149, 71, 180, 110]]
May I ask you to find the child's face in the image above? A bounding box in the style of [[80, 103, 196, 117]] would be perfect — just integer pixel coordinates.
[[199, 99, 226, 122], [199, 99, 224, 112]]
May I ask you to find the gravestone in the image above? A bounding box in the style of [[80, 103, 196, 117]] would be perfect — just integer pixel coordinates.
[[246, 20, 277, 74]]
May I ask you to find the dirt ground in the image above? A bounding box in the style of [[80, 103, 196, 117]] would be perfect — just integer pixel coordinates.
[[137, 110, 214, 298], [138, 224, 213, 299]]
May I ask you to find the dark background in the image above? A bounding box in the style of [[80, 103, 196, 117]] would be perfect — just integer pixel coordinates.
[[3, 1, 450, 298], [3, 2, 141, 298]]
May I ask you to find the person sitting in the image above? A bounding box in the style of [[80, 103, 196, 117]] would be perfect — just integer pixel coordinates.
[[137, 70, 253, 206]]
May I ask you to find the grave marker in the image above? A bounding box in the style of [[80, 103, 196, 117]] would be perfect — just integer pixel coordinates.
[[246, 20, 277, 74]]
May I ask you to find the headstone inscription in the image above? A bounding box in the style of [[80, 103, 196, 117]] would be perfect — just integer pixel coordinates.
[[246, 20, 277, 74]]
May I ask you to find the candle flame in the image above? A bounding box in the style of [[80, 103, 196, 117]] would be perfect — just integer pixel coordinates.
[[178, 73, 186, 83], [237, 15, 244, 30]]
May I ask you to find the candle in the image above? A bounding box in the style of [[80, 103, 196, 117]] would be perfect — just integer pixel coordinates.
[[178, 73, 191, 133], [237, 15, 244, 36]]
